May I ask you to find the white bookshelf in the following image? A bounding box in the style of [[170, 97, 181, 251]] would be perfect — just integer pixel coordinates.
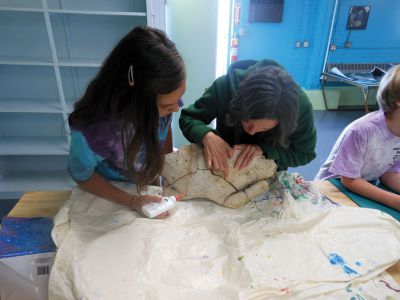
[[0, 0, 165, 199]]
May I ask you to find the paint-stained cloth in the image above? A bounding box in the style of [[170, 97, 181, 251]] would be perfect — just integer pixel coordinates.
[[49, 172, 400, 299]]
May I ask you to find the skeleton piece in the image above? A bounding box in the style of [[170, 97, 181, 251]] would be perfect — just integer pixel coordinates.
[[161, 144, 277, 208]]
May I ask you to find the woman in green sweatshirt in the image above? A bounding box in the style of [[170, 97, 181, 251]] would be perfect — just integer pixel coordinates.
[[179, 59, 316, 177]]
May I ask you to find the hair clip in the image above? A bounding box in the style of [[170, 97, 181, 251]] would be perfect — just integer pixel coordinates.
[[128, 65, 135, 87]]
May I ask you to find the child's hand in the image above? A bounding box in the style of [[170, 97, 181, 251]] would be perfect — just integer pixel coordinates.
[[130, 195, 169, 219]]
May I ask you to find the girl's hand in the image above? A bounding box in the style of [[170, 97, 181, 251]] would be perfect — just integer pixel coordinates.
[[202, 131, 234, 177], [233, 144, 263, 171], [130, 195, 169, 219]]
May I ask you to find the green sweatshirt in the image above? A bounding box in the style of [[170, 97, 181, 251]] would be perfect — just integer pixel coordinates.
[[179, 59, 316, 170]]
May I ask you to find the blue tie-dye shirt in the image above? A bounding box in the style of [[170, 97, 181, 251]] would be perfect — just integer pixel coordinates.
[[68, 115, 172, 182]]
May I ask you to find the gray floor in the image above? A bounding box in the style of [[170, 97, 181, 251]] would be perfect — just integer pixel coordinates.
[[289, 110, 364, 180], [0, 110, 365, 222]]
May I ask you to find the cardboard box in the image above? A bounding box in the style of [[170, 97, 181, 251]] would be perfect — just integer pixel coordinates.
[[0, 217, 56, 300]]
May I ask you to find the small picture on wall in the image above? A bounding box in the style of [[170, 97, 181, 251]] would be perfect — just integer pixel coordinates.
[[346, 6, 371, 30]]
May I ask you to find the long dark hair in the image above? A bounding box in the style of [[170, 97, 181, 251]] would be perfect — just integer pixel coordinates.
[[226, 66, 298, 147], [68, 26, 185, 189]]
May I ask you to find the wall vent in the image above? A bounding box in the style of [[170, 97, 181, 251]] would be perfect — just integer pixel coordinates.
[[327, 63, 398, 73]]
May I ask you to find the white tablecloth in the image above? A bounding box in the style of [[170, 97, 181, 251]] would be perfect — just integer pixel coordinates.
[[49, 173, 400, 299]]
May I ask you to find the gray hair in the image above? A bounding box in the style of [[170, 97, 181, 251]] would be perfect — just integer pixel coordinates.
[[377, 65, 400, 113]]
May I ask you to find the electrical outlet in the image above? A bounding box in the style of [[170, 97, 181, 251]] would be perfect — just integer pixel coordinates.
[[303, 41, 310, 48], [345, 41, 352, 48], [295, 41, 301, 48]]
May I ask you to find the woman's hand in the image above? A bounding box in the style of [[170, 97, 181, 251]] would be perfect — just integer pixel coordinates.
[[130, 195, 169, 219], [202, 131, 234, 177], [233, 144, 263, 171]]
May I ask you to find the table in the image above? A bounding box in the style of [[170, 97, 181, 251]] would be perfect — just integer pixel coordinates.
[[7, 181, 400, 284], [8, 190, 71, 218], [320, 72, 380, 113]]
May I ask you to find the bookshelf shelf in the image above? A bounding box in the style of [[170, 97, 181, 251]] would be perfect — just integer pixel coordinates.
[[0, 0, 165, 199]]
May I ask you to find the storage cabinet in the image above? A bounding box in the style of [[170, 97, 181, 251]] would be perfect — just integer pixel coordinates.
[[0, 0, 165, 199]]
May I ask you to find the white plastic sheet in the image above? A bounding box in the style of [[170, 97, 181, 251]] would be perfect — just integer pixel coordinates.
[[49, 173, 400, 299]]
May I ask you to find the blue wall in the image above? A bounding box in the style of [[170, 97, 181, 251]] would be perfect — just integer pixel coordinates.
[[235, 0, 400, 89]]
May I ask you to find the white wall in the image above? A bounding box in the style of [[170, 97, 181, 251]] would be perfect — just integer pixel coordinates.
[[165, 0, 219, 147]]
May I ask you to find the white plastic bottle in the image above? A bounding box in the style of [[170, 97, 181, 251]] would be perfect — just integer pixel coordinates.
[[141, 195, 181, 218]]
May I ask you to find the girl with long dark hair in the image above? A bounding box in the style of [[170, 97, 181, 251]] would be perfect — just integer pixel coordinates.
[[68, 26, 186, 218]]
